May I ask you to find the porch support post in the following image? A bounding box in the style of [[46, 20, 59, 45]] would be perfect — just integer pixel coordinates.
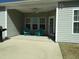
[[55, 7, 58, 42], [5, 7, 7, 38]]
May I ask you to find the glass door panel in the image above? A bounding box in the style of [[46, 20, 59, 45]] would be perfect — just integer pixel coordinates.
[[26, 18, 30, 24], [50, 18, 53, 34], [26, 24, 30, 29], [48, 17, 54, 35], [25, 17, 31, 30], [32, 24, 38, 30], [40, 18, 45, 24], [40, 24, 45, 30]]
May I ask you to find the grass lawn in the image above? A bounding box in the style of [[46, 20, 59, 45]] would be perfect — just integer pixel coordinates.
[[59, 43, 79, 59]]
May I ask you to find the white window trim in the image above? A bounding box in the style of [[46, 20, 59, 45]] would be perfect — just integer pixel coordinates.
[[72, 9, 79, 35]]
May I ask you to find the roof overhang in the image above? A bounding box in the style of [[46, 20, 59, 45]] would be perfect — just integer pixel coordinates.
[[0, 0, 73, 5], [0, 0, 73, 13]]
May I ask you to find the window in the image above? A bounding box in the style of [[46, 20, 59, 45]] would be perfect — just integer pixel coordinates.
[[39, 17, 46, 30], [40, 18, 45, 24], [25, 17, 31, 30], [26, 24, 30, 29], [26, 18, 30, 24], [73, 10, 79, 33], [40, 24, 45, 30], [32, 24, 38, 30], [31, 17, 38, 24]]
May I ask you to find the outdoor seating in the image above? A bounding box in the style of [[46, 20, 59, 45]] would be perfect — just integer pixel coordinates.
[[23, 27, 31, 35], [34, 29, 45, 36]]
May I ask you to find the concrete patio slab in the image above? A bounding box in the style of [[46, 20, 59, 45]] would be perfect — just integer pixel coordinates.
[[0, 35, 63, 59]]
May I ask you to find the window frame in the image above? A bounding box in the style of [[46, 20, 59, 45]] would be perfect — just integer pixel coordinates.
[[72, 9, 79, 34], [39, 17, 46, 31]]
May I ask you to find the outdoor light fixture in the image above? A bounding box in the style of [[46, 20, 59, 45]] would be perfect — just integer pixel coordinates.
[[59, 0, 64, 8], [32, 8, 39, 13]]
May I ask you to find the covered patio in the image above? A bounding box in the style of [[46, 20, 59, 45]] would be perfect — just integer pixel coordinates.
[[3, 0, 57, 40]]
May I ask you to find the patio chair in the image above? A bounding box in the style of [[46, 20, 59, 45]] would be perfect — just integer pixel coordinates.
[[34, 29, 45, 36], [23, 27, 31, 35]]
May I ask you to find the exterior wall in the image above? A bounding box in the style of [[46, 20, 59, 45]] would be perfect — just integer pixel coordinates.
[[56, 7, 79, 43], [7, 9, 24, 37], [0, 7, 7, 39], [25, 10, 56, 34], [58, 1, 79, 8]]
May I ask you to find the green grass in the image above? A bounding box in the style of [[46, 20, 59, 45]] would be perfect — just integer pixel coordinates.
[[59, 43, 79, 59]]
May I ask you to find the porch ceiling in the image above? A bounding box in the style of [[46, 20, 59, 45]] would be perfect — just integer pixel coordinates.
[[0, 0, 73, 13]]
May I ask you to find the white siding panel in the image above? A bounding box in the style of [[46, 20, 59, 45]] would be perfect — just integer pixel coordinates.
[[0, 11, 7, 39], [56, 7, 79, 43]]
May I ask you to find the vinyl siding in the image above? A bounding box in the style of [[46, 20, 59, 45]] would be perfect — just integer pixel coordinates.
[[0, 7, 7, 39], [58, 1, 79, 8], [57, 7, 79, 43]]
